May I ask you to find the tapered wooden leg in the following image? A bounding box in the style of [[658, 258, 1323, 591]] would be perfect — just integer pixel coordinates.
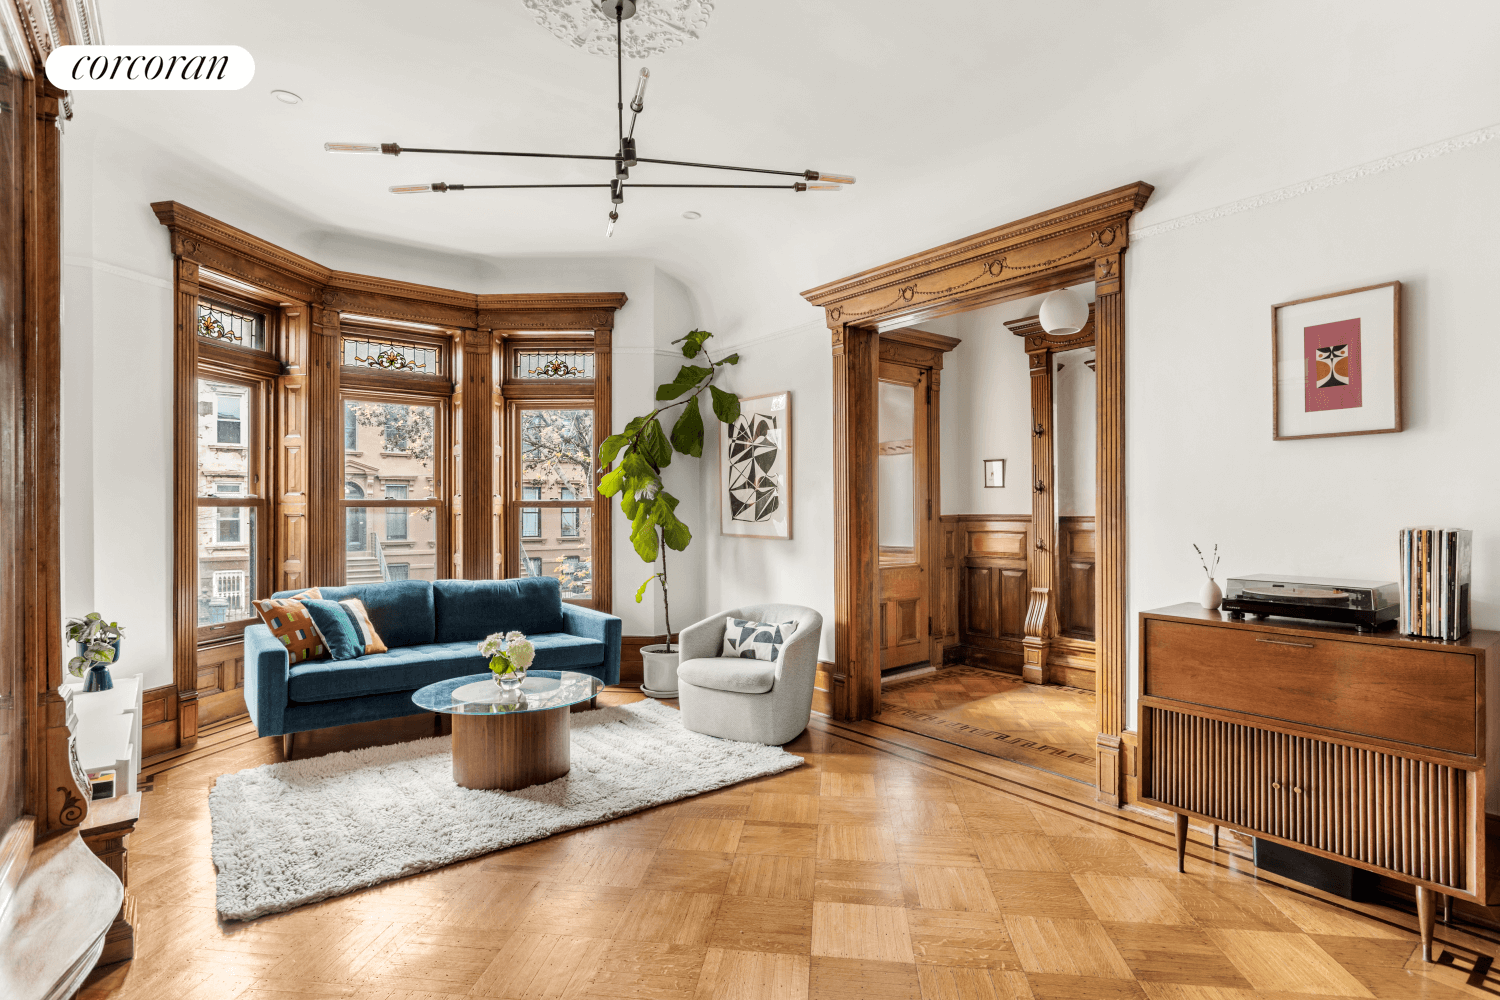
[[1175, 813, 1188, 873], [282, 732, 294, 759], [1212, 824, 1219, 850], [1415, 886, 1437, 962]]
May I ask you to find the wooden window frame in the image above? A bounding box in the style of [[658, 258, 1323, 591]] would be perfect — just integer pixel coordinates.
[[501, 330, 611, 611], [339, 387, 452, 585], [195, 352, 276, 645]]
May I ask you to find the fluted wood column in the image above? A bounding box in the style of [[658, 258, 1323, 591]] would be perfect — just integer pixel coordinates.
[[832, 324, 880, 721], [308, 305, 343, 587], [460, 329, 496, 579], [171, 257, 202, 745], [1094, 251, 1126, 805], [1022, 347, 1057, 685]]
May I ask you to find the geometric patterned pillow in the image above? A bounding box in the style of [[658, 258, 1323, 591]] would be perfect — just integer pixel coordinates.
[[252, 598, 327, 663], [721, 617, 797, 662]]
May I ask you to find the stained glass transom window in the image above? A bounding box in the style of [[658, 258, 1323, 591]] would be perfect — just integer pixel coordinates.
[[342, 334, 441, 375], [198, 299, 266, 350], [514, 350, 594, 380]]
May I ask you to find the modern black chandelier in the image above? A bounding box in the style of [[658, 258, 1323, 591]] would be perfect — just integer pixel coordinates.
[[326, 0, 853, 236]]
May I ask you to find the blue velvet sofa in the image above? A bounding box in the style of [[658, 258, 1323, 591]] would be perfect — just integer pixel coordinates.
[[244, 577, 621, 744]]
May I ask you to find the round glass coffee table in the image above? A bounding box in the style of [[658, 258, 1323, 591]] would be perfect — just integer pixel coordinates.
[[412, 670, 602, 791]]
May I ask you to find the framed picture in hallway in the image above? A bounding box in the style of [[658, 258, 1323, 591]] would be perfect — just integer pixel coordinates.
[[1272, 280, 1402, 440], [719, 390, 792, 540]]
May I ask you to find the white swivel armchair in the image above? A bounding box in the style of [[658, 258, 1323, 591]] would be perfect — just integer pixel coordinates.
[[675, 604, 824, 745]]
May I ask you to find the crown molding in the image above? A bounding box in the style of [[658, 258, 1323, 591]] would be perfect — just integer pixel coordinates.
[[152, 202, 627, 328], [1131, 123, 1500, 242]]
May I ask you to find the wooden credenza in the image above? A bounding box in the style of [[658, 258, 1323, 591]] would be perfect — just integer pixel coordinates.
[[1139, 604, 1500, 960]]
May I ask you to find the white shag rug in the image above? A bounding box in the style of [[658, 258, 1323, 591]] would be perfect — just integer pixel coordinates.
[[209, 699, 801, 921]]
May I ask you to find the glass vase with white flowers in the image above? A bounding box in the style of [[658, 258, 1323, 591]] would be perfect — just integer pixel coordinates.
[[479, 631, 536, 691]]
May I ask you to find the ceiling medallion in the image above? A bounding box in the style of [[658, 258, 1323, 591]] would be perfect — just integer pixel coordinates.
[[520, 0, 713, 58], [325, 0, 852, 237]]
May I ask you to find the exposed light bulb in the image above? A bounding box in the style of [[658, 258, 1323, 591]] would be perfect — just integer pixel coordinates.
[[325, 142, 382, 154], [815, 172, 855, 185], [390, 184, 436, 194], [607, 210, 618, 237], [631, 67, 650, 112], [800, 183, 842, 192]]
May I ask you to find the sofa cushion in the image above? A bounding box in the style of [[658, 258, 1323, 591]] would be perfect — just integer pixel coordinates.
[[287, 632, 607, 703], [432, 577, 565, 644], [677, 656, 777, 695], [276, 580, 434, 649]]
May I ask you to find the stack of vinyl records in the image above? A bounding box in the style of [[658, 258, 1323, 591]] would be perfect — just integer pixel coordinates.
[[1399, 527, 1472, 640]]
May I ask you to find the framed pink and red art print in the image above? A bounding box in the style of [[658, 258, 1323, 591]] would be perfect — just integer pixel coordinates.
[[1272, 281, 1402, 441]]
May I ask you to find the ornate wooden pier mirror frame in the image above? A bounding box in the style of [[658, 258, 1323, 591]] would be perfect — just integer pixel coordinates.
[[801, 182, 1153, 804]]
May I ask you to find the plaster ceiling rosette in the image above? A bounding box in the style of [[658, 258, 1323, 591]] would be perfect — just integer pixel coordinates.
[[520, 0, 713, 58]]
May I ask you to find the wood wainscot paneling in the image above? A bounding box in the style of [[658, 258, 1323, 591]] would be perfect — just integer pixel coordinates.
[[940, 515, 1031, 672], [939, 513, 1097, 689], [196, 641, 247, 726], [140, 684, 182, 762], [1052, 515, 1097, 689]]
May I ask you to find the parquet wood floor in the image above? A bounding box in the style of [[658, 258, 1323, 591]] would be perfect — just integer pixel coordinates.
[[79, 687, 1499, 1000], [877, 666, 1097, 782]]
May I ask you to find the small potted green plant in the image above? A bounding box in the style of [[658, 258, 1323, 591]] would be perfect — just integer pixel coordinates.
[[66, 612, 125, 692]]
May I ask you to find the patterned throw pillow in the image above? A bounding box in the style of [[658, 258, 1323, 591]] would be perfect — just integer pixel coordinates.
[[301, 599, 365, 661], [252, 598, 326, 662], [338, 598, 388, 655], [721, 618, 798, 662]]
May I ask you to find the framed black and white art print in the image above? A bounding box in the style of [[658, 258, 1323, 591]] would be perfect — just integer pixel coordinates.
[[719, 390, 792, 540]]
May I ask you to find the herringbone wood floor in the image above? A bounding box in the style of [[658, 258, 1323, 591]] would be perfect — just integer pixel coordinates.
[[877, 667, 1097, 782], [79, 688, 1498, 1000]]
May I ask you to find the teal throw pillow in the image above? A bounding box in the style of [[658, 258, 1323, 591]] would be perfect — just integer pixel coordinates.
[[302, 599, 366, 661]]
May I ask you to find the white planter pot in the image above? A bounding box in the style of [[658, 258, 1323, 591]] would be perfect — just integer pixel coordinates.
[[640, 644, 680, 699]]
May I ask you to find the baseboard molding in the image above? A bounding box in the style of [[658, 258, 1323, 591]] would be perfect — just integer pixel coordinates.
[[140, 684, 180, 761]]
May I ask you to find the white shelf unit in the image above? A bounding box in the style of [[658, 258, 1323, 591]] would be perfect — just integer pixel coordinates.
[[63, 672, 143, 799]]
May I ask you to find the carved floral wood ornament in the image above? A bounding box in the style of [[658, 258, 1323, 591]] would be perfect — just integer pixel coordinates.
[[802, 182, 1152, 807]]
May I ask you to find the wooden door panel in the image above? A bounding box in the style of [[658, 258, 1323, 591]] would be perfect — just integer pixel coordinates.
[[964, 566, 995, 638], [1059, 518, 1096, 640], [999, 568, 1029, 638], [878, 362, 930, 672]]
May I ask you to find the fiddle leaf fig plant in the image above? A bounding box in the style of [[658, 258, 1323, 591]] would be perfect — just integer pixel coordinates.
[[598, 330, 740, 650]]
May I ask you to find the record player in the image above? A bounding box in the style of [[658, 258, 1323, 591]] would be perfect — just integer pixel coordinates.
[[1221, 575, 1401, 632]]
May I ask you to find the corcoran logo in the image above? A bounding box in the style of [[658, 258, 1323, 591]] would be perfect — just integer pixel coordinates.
[[44, 46, 254, 90]]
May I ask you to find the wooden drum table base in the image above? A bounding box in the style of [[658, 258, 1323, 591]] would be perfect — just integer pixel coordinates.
[[411, 671, 602, 794], [451, 707, 571, 791]]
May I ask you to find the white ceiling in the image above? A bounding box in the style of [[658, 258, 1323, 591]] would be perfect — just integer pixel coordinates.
[[80, 0, 1500, 335]]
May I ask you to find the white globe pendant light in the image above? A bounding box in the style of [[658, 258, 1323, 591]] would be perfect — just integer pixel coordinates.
[[1038, 287, 1089, 335]]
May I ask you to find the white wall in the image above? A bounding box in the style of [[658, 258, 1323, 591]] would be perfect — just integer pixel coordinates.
[[938, 287, 1094, 516], [59, 117, 705, 688], [700, 321, 835, 662], [1125, 137, 1500, 727]]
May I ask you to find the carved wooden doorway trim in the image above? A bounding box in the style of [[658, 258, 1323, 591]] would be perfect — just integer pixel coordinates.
[[802, 182, 1154, 805]]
